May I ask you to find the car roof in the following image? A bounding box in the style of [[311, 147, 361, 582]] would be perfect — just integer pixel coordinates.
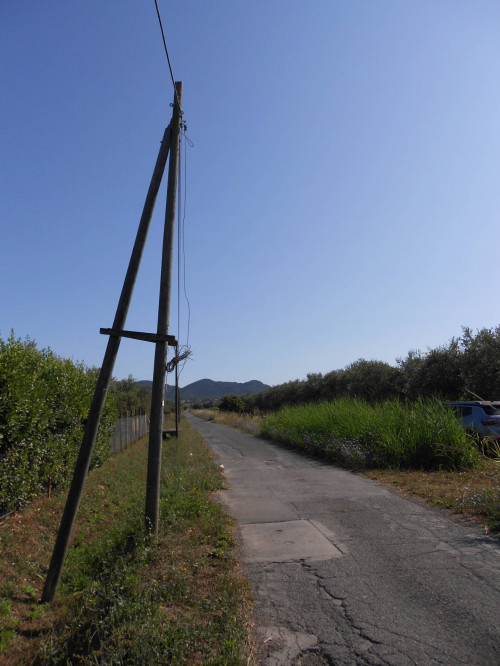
[[443, 401, 498, 407]]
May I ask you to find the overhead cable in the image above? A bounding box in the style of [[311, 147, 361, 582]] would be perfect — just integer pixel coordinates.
[[153, 0, 182, 112]]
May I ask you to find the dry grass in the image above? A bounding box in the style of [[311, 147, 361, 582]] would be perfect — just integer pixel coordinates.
[[190, 409, 263, 435], [0, 492, 60, 663], [365, 458, 500, 534]]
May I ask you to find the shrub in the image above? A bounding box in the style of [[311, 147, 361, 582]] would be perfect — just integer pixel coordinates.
[[0, 333, 117, 511], [218, 395, 245, 413]]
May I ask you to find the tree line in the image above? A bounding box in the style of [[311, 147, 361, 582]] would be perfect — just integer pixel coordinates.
[[109, 376, 152, 416], [220, 326, 500, 414]]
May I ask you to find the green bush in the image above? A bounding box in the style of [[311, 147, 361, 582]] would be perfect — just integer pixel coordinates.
[[219, 395, 245, 413], [0, 333, 118, 511]]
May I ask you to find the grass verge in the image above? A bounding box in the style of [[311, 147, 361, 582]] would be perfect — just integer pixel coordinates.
[[0, 418, 252, 664]]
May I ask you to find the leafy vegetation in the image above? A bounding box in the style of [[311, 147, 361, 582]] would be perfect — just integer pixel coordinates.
[[218, 394, 245, 413], [109, 375, 152, 416], [0, 422, 252, 664], [0, 333, 117, 512], [260, 398, 478, 471], [242, 326, 500, 413]]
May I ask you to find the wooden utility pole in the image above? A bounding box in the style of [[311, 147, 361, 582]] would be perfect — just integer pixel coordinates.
[[145, 81, 183, 534], [42, 125, 172, 603]]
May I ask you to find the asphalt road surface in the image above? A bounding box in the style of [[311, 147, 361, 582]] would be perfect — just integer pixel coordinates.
[[186, 414, 500, 666]]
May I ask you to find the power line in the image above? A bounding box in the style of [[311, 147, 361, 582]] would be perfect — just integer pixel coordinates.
[[178, 132, 192, 378], [166, 346, 192, 373], [173, 126, 193, 379], [177, 132, 194, 376], [153, 0, 181, 111], [153, 0, 190, 381], [181, 132, 191, 347], [152, 0, 191, 376]]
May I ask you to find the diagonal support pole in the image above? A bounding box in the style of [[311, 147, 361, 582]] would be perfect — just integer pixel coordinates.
[[41, 126, 172, 603]]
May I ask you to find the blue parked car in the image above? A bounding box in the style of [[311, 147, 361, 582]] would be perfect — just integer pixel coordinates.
[[443, 401, 500, 441]]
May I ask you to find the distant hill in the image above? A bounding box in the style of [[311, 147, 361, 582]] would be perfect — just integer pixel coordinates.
[[174, 379, 270, 400], [137, 378, 270, 401]]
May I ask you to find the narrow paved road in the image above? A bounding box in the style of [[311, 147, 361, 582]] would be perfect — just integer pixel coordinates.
[[186, 414, 500, 666]]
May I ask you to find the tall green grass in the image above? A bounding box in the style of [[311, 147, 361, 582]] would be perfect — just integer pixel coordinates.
[[260, 397, 478, 470]]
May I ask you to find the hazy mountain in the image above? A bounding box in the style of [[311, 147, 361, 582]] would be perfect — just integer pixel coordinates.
[[137, 378, 269, 401]]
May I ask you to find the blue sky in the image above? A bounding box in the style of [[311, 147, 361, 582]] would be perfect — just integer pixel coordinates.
[[2, 1, 500, 388]]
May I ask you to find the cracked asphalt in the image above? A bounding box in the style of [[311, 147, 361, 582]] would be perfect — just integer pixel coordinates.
[[186, 414, 500, 665]]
